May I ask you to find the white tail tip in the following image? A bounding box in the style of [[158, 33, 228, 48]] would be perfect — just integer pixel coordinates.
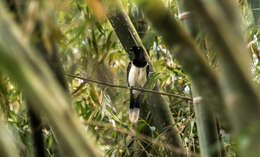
[[129, 108, 140, 123]]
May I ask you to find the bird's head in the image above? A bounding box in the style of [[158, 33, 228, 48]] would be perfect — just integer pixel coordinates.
[[129, 46, 147, 67], [129, 46, 143, 60]]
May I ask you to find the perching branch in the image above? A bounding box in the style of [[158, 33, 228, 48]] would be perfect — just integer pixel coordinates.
[[66, 74, 192, 101]]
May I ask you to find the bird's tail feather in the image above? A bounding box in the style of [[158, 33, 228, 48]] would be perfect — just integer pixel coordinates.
[[129, 108, 140, 123], [129, 90, 140, 123]]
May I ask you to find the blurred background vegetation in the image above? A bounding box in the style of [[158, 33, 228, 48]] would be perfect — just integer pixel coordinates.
[[0, 0, 260, 157]]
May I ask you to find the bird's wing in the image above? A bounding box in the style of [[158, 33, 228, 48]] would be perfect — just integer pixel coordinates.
[[127, 62, 132, 86], [146, 64, 149, 78]]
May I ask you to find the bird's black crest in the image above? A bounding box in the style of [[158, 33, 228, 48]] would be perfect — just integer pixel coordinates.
[[129, 46, 147, 67]]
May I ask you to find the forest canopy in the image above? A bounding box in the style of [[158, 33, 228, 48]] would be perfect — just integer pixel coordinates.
[[0, 0, 260, 157]]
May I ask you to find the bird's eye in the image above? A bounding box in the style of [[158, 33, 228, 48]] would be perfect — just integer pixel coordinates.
[[130, 46, 136, 52]]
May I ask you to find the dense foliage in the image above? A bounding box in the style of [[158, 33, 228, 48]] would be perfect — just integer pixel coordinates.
[[0, 0, 260, 157]]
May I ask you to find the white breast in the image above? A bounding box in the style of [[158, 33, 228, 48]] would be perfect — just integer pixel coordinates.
[[128, 64, 147, 97]]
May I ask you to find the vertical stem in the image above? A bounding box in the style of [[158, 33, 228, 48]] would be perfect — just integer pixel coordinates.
[[28, 106, 45, 157], [4, 1, 46, 156], [188, 0, 260, 156], [103, 1, 185, 156], [177, 0, 223, 156], [135, 0, 229, 156], [248, 0, 260, 24]]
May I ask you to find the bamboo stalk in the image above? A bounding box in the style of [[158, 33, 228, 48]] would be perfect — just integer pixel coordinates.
[[0, 119, 20, 157], [176, 0, 225, 156], [187, 0, 260, 156], [135, 0, 230, 156], [0, 2, 102, 157], [101, 0, 185, 156], [248, 0, 260, 24]]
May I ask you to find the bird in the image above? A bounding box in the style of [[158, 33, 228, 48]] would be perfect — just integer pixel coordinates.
[[127, 46, 149, 123]]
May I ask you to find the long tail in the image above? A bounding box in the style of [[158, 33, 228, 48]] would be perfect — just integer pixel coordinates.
[[129, 89, 140, 123]]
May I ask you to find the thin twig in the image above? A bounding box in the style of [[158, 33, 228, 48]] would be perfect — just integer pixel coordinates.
[[84, 121, 201, 157], [72, 81, 87, 95], [66, 74, 192, 101]]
